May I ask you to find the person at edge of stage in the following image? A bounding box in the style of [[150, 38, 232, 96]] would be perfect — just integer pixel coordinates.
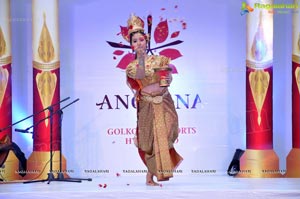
[[124, 14, 183, 186]]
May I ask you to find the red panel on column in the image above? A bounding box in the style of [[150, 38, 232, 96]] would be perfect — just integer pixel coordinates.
[[33, 68, 60, 151], [0, 64, 12, 140], [246, 66, 273, 150], [292, 62, 300, 148]]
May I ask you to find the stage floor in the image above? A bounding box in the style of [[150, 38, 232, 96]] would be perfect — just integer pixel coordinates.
[[1, 175, 300, 199]]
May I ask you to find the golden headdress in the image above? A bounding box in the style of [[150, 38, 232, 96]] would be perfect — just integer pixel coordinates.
[[124, 14, 145, 42]]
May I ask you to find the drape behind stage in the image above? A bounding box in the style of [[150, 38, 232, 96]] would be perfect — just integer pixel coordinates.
[[1, 0, 298, 183]]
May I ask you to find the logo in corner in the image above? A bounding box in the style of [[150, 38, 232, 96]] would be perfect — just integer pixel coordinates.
[[240, 2, 254, 16]]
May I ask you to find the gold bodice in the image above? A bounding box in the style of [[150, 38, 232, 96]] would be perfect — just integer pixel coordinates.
[[126, 55, 170, 88]]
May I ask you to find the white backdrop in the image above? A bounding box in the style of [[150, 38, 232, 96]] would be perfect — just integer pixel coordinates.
[[10, 0, 293, 178]]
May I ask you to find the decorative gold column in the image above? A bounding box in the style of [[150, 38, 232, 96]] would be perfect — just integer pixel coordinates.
[[285, 0, 300, 178], [0, 0, 12, 145], [237, 0, 281, 178], [0, 0, 22, 181], [25, 0, 67, 180]]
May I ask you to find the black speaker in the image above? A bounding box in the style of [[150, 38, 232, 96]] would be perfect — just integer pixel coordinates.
[[227, 148, 245, 176], [0, 150, 9, 168], [0, 142, 27, 178], [0, 137, 11, 168]]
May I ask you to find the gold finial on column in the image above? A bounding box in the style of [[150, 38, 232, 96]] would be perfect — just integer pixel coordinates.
[[251, 11, 267, 61], [0, 27, 6, 58], [249, 70, 270, 125], [0, 67, 9, 107], [296, 68, 300, 94], [38, 12, 55, 63], [36, 70, 57, 126]]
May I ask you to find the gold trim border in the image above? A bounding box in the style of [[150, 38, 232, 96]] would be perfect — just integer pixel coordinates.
[[292, 54, 300, 64], [246, 59, 273, 69], [33, 60, 60, 70], [0, 56, 12, 66]]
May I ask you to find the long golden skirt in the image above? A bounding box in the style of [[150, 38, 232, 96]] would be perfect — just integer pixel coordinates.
[[136, 89, 183, 181]]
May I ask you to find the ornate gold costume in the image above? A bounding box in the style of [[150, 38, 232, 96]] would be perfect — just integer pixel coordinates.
[[127, 55, 168, 88], [126, 55, 183, 181]]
